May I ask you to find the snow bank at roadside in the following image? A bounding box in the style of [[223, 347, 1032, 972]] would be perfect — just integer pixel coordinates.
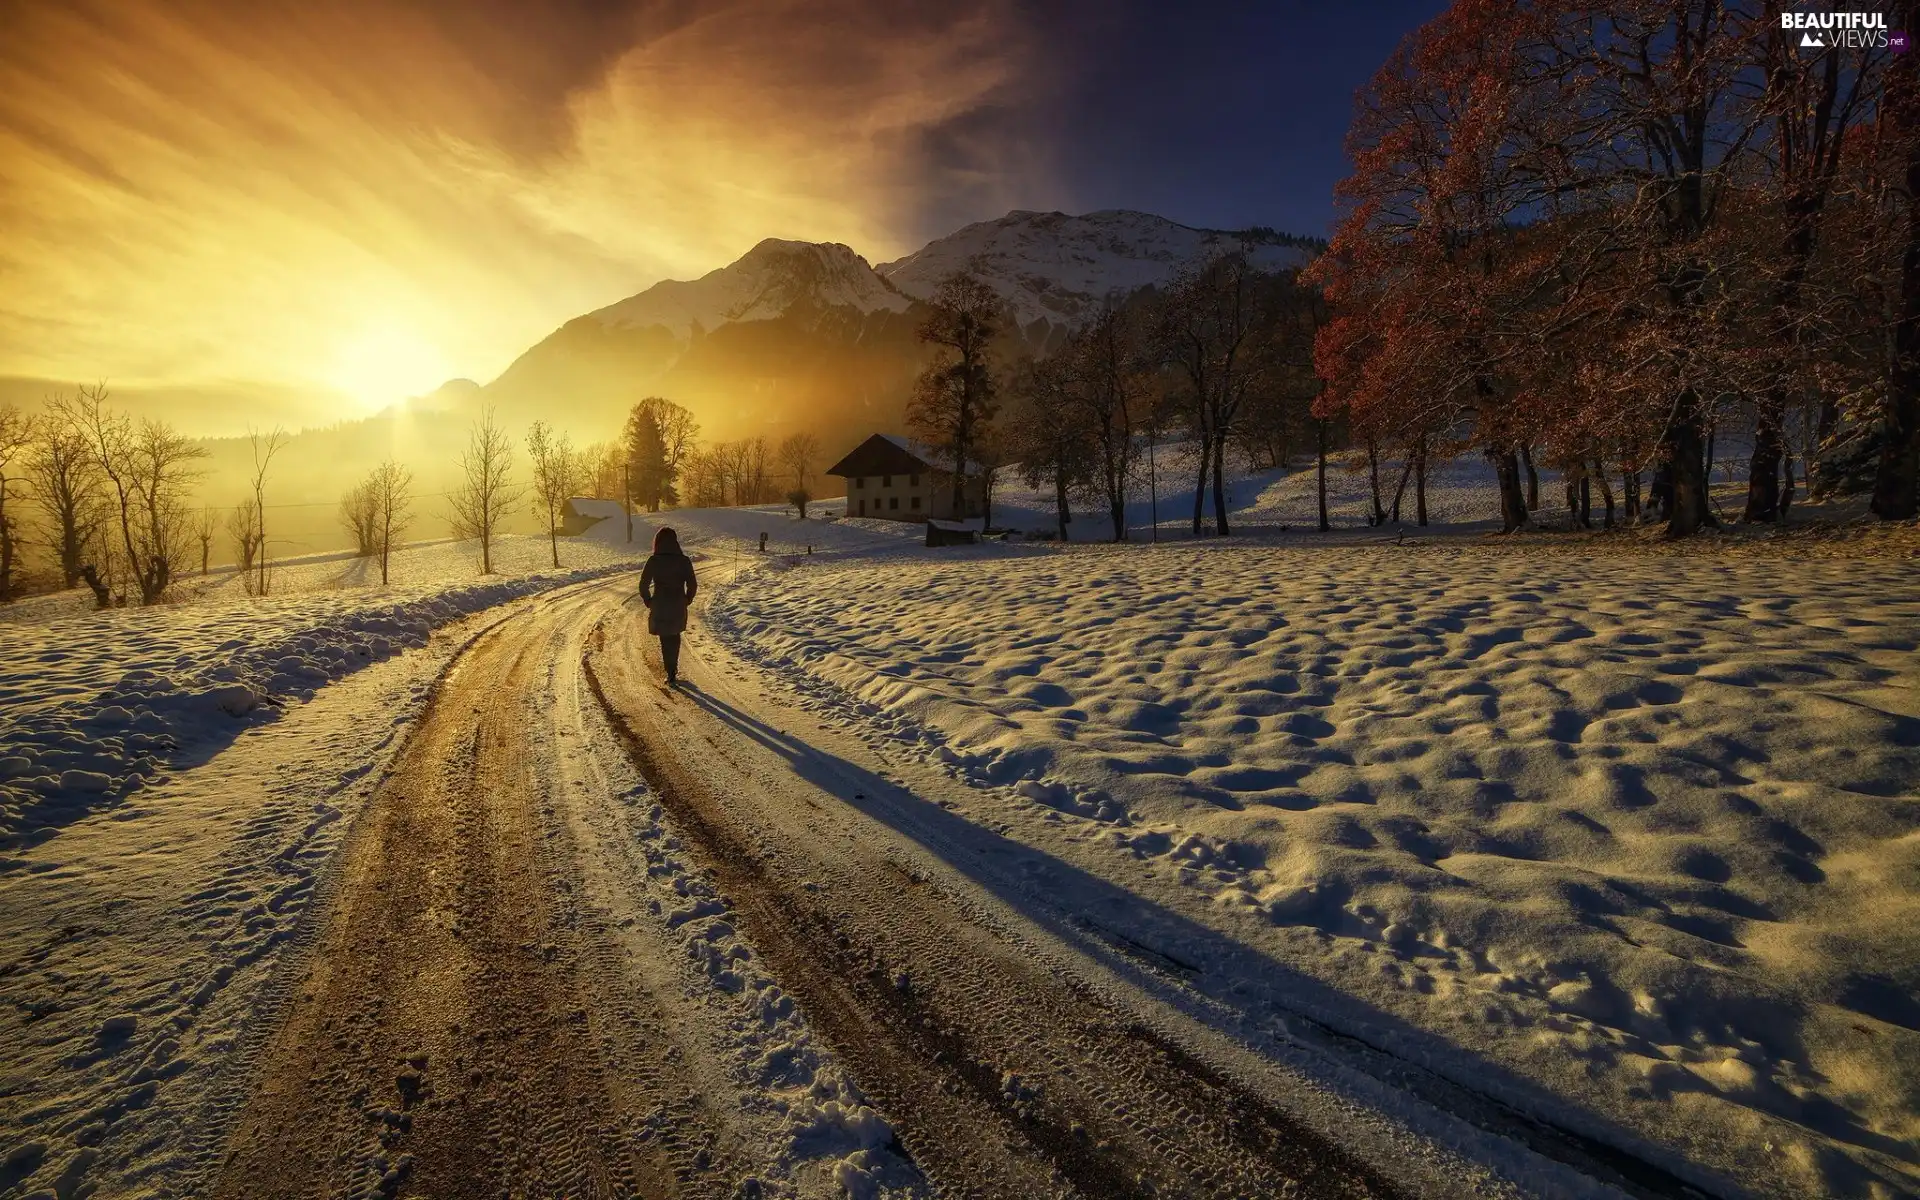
[[714, 541, 1920, 1198], [1, 561, 632, 846]]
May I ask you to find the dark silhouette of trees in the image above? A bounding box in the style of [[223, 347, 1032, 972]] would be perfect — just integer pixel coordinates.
[[25, 396, 105, 589], [0, 402, 30, 600], [910, 272, 1003, 518], [73, 383, 206, 604]]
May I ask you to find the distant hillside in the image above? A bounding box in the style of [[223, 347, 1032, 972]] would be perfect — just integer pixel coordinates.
[[479, 209, 1321, 453]]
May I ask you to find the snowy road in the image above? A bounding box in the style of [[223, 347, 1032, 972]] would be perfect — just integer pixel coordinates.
[[183, 572, 1527, 1200]]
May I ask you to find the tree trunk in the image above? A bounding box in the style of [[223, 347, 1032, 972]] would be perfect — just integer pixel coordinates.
[[1579, 474, 1593, 529], [1211, 433, 1230, 536], [550, 526, 559, 569], [1745, 399, 1786, 522], [1592, 460, 1615, 529], [1148, 427, 1159, 543], [1388, 457, 1413, 523], [1492, 448, 1527, 532], [1875, 21, 1920, 520], [1316, 419, 1330, 532], [0, 515, 13, 601], [1664, 390, 1716, 537], [1521, 444, 1540, 511], [80, 563, 112, 609], [1414, 441, 1428, 527], [1812, 396, 1842, 497], [1056, 466, 1072, 541], [1367, 440, 1384, 526], [1191, 431, 1210, 536]]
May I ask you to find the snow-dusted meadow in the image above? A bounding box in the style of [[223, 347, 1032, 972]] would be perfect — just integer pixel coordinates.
[[0, 532, 648, 849], [703, 500, 1920, 1196], [3, 446, 1915, 1197]]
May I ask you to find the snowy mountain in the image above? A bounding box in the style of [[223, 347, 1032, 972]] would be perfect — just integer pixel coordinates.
[[876, 209, 1319, 335], [587, 239, 910, 337], [482, 209, 1321, 445]]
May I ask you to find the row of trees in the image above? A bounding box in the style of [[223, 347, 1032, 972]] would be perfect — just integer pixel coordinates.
[[580, 394, 824, 517], [1311, 0, 1920, 534], [0, 386, 212, 605], [0, 384, 615, 607], [904, 259, 1327, 541]]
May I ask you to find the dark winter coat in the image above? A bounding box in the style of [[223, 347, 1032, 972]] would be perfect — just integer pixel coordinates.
[[640, 551, 697, 635]]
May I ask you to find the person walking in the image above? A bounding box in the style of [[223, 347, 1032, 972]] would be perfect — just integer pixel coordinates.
[[640, 526, 698, 686]]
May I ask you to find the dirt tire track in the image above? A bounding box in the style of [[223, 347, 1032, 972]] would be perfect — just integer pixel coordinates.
[[584, 609, 1402, 1200], [210, 586, 717, 1200]]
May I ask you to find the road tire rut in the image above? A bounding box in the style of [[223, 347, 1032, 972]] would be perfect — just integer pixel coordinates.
[[585, 611, 1401, 1200], [210, 590, 716, 1200]]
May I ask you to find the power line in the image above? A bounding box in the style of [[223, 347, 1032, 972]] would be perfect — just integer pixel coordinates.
[[188, 491, 454, 513]]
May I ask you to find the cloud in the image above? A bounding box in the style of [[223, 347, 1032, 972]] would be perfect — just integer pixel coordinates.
[[0, 0, 1056, 424]]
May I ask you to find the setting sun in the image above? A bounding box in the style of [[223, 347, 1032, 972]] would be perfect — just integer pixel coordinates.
[[326, 325, 453, 412]]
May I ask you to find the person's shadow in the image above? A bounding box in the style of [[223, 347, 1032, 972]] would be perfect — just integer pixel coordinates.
[[670, 685, 1805, 1200]]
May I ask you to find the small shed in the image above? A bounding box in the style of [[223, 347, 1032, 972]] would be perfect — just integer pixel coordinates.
[[925, 518, 979, 547]]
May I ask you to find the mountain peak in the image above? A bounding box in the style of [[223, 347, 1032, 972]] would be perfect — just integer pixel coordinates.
[[588, 238, 908, 337], [875, 209, 1316, 331]]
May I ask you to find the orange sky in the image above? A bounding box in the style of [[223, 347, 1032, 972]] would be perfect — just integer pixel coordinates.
[[0, 0, 1051, 427]]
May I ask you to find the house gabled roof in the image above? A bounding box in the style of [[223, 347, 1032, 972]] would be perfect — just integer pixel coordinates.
[[825, 432, 983, 478]]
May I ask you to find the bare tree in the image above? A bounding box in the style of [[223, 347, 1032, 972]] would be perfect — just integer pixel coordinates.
[[713, 440, 759, 506], [910, 272, 1003, 517], [246, 427, 287, 595], [369, 460, 413, 586], [741, 436, 773, 505], [339, 479, 380, 556], [1007, 356, 1094, 540], [195, 507, 217, 576], [1066, 303, 1149, 541], [1154, 252, 1284, 536], [26, 396, 105, 589], [527, 421, 583, 568], [74, 384, 207, 605], [227, 500, 262, 587], [777, 432, 822, 493], [680, 446, 726, 508], [448, 408, 521, 573], [0, 402, 32, 600]]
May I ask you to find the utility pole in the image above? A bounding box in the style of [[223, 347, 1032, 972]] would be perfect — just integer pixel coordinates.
[[623, 461, 633, 543]]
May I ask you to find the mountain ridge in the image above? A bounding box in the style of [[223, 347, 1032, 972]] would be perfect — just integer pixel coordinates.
[[477, 207, 1320, 446]]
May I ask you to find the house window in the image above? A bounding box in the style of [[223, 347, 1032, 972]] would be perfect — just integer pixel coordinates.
[[911, 495, 921, 511], [883, 475, 892, 487], [854, 477, 864, 490], [858, 499, 866, 515], [910, 473, 919, 487], [889, 496, 899, 511]]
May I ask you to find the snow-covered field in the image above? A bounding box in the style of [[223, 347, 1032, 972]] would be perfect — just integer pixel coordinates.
[[0, 532, 650, 849], [4, 449, 1916, 1197], [714, 540, 1920, 1198]]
